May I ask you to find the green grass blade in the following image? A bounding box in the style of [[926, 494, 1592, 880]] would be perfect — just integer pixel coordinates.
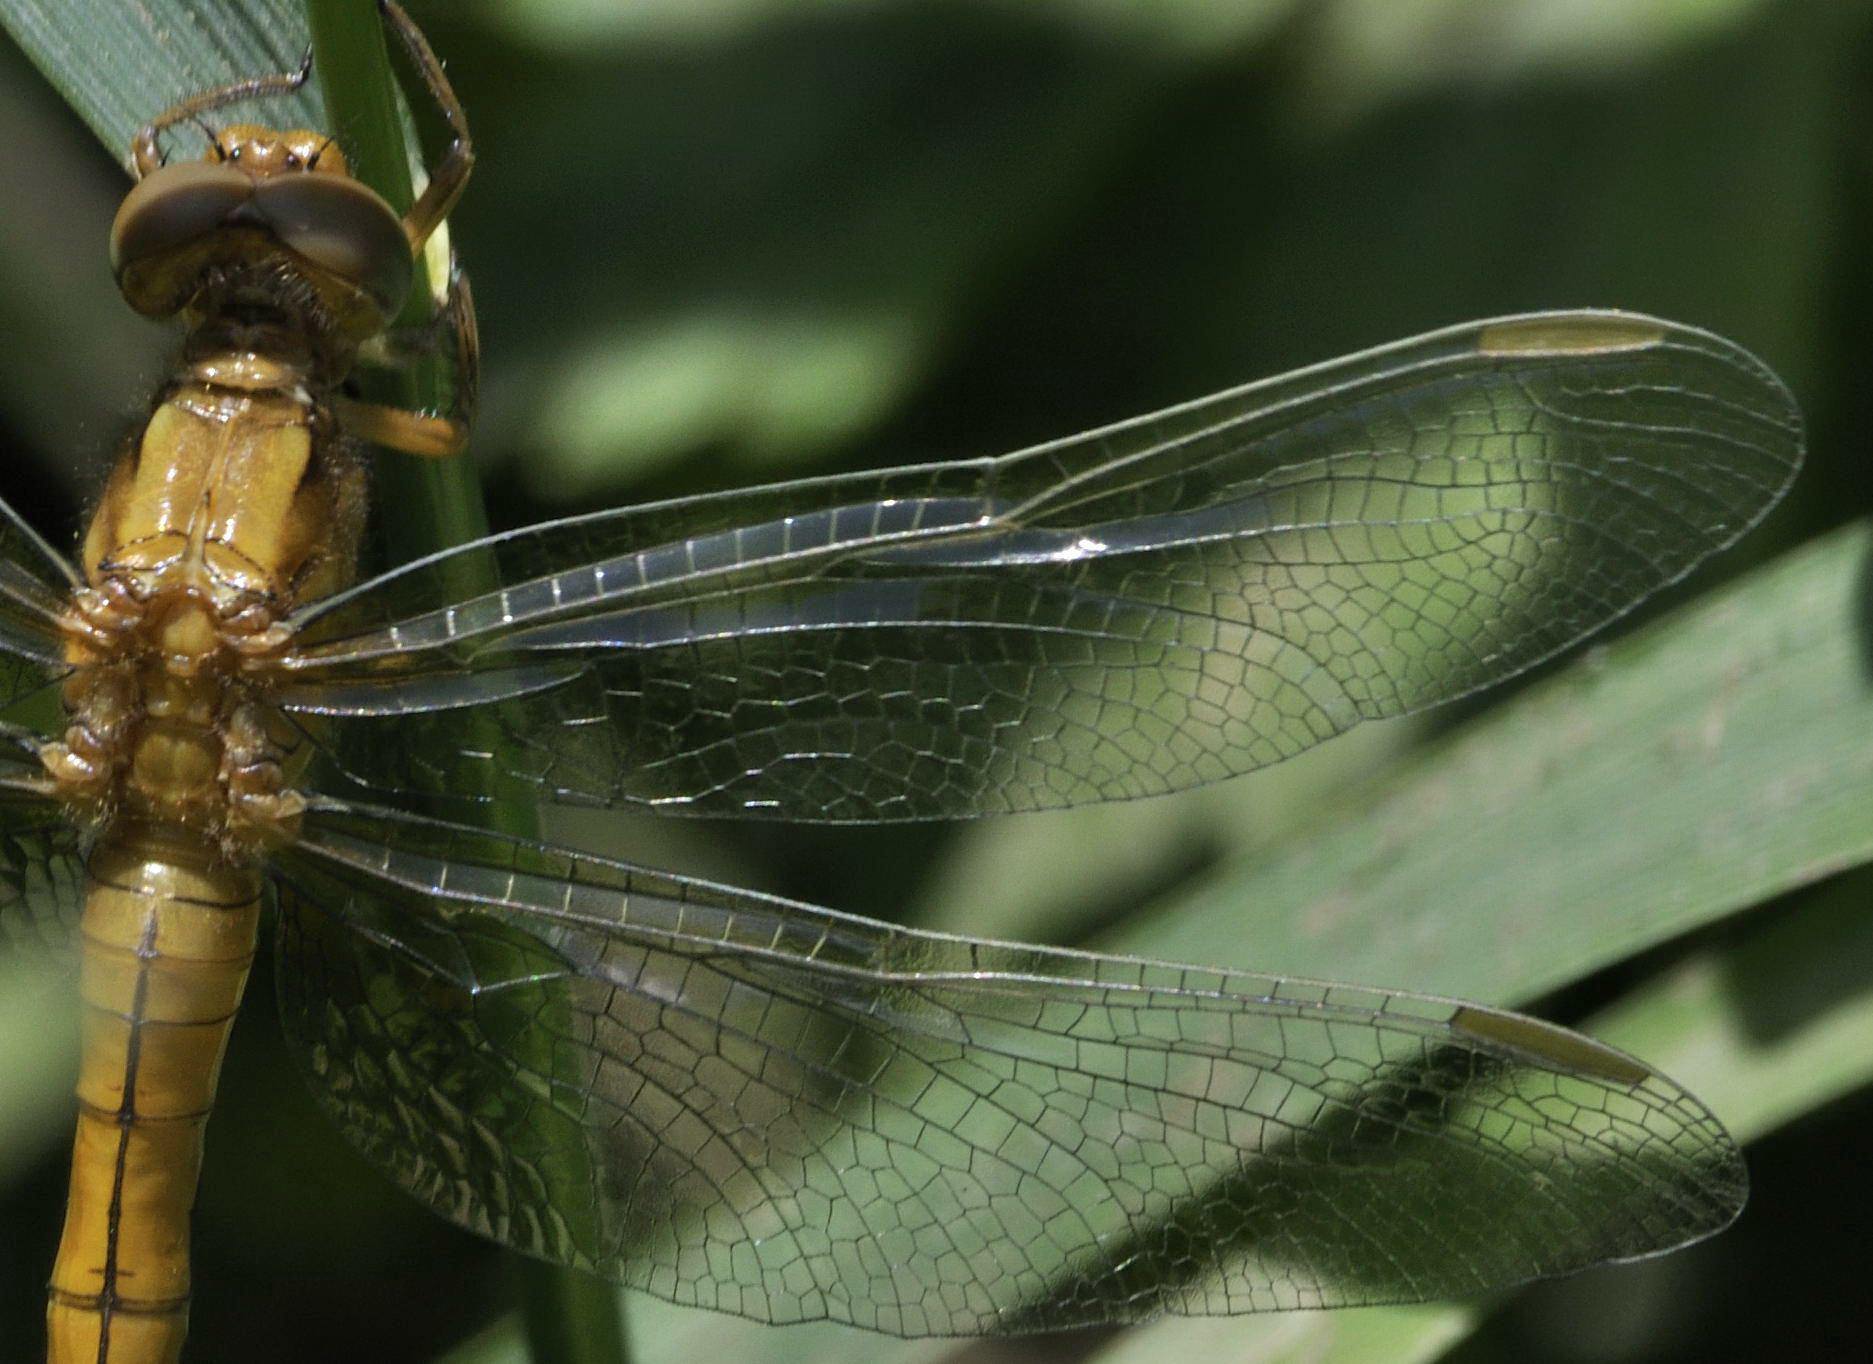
[[0, 0, 315, 164]]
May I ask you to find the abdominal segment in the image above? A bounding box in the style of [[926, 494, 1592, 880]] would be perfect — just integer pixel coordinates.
[[45, 836, 261, 1364]]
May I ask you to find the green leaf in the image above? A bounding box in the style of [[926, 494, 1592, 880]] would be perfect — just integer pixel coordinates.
[[0, 0, 315, 165]]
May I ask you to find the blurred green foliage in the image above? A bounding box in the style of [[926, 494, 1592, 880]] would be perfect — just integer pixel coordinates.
[[1, 0, 1871, 1362]]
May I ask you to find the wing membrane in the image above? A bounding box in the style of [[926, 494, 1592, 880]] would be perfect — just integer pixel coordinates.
[[272, 799, 1744, 1333], [275, 312, 1800, 820], [0, 775, 84, 960], [0, 496, 77, 711]]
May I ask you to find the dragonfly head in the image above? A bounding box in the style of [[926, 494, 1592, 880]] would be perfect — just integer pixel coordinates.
[[111, 122, 413, 350]]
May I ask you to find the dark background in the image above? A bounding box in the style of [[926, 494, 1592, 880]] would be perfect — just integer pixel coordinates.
[[0, 1, 1870, 1360]]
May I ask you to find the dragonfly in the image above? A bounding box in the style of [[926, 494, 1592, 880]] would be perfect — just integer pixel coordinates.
[[0, 4, 1802, 1360]]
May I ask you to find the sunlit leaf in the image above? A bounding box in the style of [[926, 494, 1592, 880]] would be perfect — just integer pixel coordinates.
[[0, 0, 315, 166]]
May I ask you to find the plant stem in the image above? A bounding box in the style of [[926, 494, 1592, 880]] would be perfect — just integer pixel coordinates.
[[306, 0, 488, 568], [302, 5, 631, 1362]]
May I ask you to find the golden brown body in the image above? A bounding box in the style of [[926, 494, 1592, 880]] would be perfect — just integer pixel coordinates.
[[48, 347, 361, 842], [41, 8, 473, 1355], [43, 347, 363, 1363]]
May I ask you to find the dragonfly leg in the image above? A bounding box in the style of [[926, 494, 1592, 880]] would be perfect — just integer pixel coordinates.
[[220, 702, 307, 850], [332, 400, 468, 459], [40, 574, 155, 814], [365, 267, 481, 418], [342, 267, 479, 458], [379, 0, 475, 256], [40, 635, 138, 815], [129, 47, 314, 178]]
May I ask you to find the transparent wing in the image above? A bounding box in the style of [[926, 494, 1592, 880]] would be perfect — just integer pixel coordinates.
[[272, 312, 1800, 821], [0, 769, 84, 960], [272, 798, 1745, 1334], [0, 498, 87, 954], [0, 495, 77, 711]]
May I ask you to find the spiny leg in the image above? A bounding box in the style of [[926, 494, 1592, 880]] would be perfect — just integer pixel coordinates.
[[379, 0, 475, 256], [337, 2, 479, 459], [340, 266, 480, 458], [365, 266, 480, 418]]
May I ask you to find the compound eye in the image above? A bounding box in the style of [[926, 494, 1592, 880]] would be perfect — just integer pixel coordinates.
[[252, 173, 412, 317], [110, 160, 254, 279]]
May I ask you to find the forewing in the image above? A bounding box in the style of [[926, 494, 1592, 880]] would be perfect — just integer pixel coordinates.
[[275, 312, 1800, 821], [0, 496, 77, 713], [273, 799, 1744, 1333]]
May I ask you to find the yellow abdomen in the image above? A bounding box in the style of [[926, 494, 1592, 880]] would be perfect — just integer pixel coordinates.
[[46, 829, 260, 1364], [44, 364, 355, 1363]]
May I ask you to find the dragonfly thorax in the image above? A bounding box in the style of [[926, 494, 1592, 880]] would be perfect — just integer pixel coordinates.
[[46, 295, 365, 853], [83, 375, 361, 610]]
